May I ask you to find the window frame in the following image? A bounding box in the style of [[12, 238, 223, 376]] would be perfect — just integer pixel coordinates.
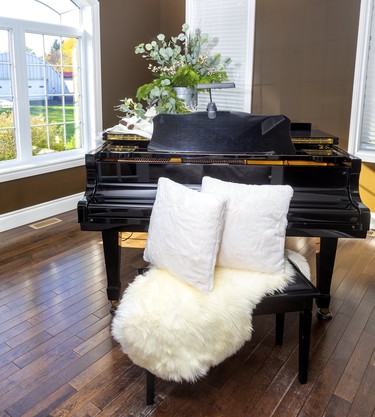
[[0, 0, 102, 182], [349, 0, 375, 163]]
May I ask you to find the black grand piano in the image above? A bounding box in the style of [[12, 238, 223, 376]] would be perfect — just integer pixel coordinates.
[[77, 111, 370, 318]]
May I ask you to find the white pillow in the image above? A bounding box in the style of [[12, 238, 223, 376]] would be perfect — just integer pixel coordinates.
[[143, 177, 226, 292], [201, 177, 294, 274]]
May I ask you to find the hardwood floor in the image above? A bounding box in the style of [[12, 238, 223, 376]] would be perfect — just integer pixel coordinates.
[[0, 210, 374, 417]]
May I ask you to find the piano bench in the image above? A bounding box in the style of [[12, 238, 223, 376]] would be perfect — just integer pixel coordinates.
[[144, 266, 320, 405]]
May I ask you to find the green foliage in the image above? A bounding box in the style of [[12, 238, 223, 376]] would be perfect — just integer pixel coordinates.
[[117, 98, 147, 123], [135, 78, 180, 113], [171, 66, 200, 88], [0, 111, 16, 161], [30, 115, 66, 155], [0, 109, 75, 161], [134, 24, 230, 87], [30, 105, 75, 140], [117, 23, 232, 120]]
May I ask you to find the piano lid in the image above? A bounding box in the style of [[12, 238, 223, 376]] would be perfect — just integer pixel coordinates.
[[290, 122, 339, 145], [148, 111, 296, 154]]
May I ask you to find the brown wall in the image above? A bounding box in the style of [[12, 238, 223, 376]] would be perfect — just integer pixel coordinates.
[[252, 0, 360, 151], [100, 0, 161, 129], [160, 0, 185, 39], [100, 0, 185, 129], [2, 0, 374, 216], [0, 167, 86, 214], [251, 0, 375, 212]]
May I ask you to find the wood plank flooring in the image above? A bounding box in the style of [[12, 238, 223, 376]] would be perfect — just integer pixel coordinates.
[[0, 210, 374, 417]]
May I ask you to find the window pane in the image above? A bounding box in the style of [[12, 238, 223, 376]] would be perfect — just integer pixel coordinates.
[[31, 125, 48, 155], [62, 37, 79, 98], [0, 63, 12, 96], [48, 96, 64, 122], [0, 118, 16, 161], [25, 33, 44, 59], [44, 35, 62, 67], [66, 97, 80, 149], [62, 37, 78, 67], [64, 69, 78, 94], [26, 32, 81, 155], [30, 97, 46, 116], [0, 29, 17, 161]]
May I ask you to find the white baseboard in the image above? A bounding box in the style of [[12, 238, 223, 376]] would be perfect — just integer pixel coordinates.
[[0, 193, 84, 232]]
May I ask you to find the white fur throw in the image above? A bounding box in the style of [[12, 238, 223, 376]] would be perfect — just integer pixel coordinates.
[[111, 250, 310, 383]]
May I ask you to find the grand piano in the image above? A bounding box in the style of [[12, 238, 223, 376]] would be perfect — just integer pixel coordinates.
[[77, 111, 370, 318]]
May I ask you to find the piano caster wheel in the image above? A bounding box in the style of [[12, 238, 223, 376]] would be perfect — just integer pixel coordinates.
[[110, 300, 120, 315], [317, 308, 333, 320]]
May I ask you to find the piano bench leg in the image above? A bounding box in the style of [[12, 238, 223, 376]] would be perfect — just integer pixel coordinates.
[[317, 307, 333, 320], [275, 313, 285, 345], [316, 294, 333, 320], [298, 309, 312, 384], [146, 371, 155, 405], [110, 300, 120, 315]]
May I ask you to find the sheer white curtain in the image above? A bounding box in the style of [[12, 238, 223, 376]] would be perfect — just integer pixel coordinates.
[[185, 0, 256, 113]]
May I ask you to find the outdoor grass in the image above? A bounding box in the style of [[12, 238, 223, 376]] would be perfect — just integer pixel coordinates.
[[0, 104, 77, 160], [30, 105, 76, 139], [1, 105, 76, 140]]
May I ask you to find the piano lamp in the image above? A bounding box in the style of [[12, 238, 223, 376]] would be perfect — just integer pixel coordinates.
[[196, 82, 236, 119]]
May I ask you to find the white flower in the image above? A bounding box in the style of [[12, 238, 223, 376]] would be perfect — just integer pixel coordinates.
[[123, 116, 138, 127], [138, 120, 153, 134], [145, 106, 157, 118]]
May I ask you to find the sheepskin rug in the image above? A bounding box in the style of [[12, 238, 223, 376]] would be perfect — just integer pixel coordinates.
[[111, 250, 309, 383]]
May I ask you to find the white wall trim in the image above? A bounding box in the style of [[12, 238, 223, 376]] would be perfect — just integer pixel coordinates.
[[0, 192, 84, 232]]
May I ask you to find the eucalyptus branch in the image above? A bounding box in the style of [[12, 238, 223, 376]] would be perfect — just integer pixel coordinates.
[[116, 23, 232, 122]]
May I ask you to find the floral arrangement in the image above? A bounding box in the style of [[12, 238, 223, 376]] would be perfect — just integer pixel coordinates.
[[112, 24, 231, 136]]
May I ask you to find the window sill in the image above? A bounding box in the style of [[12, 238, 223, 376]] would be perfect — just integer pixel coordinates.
[[0, 152, 86, 183]]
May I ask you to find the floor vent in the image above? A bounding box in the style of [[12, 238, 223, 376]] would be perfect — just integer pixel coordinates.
[[29, 217, 62, 230], [367, 229, 375, 238]]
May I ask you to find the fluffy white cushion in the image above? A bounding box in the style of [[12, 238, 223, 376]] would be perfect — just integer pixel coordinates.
[[143, 177, 226, 292], [111, 252, 306, 383], [201, 177, 294, 275]]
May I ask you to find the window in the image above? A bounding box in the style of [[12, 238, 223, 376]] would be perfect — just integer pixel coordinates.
[[349, 0, 375, 163], [186, 0, 256, 112], [0, 0, 101, 181]]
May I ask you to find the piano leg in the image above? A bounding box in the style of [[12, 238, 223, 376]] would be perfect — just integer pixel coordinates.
[[315, 237, 338, 320], [102, 230, 122, 314]]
